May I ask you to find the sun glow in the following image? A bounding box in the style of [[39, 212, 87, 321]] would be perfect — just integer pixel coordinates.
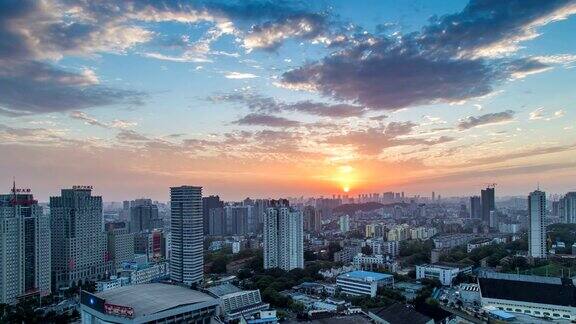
[[336, 165, 356, 193]]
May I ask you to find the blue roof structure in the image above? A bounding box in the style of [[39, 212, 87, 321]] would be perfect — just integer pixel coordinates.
[[489, 309, 516, 321], [338, 270, 393, 281]]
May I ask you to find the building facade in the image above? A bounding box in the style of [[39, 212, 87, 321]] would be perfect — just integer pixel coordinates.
[[50, 186, 111, 288], [336, 270, 394, 297], [170, 186, 203, 286], [481, 187, 495, 225], [106, 222, 135, 270], [263, 200, 304, 271], [129, 199, 159, 233], [0, 188, 51, 304], [528, 190, 547, 258]]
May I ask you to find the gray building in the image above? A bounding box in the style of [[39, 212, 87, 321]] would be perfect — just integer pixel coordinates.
[[225, 205, 253, 235], [470, 196, 481, 219], [202, 195, 223, 235], [528, 189, 547, 259], [0, 187, 51, 304], [559, 192, 576, 224], [170, 186, 203, 286], [129, 199, 159, 233], [208, 207, 225, 236], [263, 200, 304, 271], [106, 222, 135, 270], [481, 187, 495, 224], [50, 186, 112, 288]]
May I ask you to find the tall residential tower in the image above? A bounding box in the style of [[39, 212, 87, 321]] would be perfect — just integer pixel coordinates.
[[263, 200, 304, 271], [170, 186, 203, 286], [528, 190, 547, 259]]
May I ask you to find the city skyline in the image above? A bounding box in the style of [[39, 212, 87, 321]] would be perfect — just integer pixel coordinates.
[[1, 0, 576, 201]]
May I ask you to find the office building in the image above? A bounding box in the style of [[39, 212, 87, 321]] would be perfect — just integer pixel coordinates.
[[170, 186, 203, 286], [225, 205, 253, 235], [205, 283, 269, 321], [528, 189, 547, 259], [50, 186, 111, 288], [202, 195, 223, 235], [336, 270, 394, 297], [416, 263, 472, 286], [106, 222, 135, 270], [478, 271, 576, 321], [263, 200, 304, 271], [481, 187, 495, 224], [129, 199, 159, 233], [80, 283, 219, 323], [0, 187, 51, 304], [470, 196, 481, 219]]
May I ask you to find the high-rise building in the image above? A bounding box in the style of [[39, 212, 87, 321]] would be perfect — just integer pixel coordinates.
[[528, 190, 547, 259], [170, 186, 203, 286], [339, 214, 350, 233], [0, 186, 51, 304], [129, 199, 159, 233], [224, 205, 252, 235], [263, 200, 303, 271], [303, 206, 321, 233], [470, 196, 481, 219], [50, 186, 111, 288], [202, 196, 223, 235], [208, 207, 225, 236], [559, 192, 576, 224], [106, 221, 135, 269], [481, 187, 495, 224]]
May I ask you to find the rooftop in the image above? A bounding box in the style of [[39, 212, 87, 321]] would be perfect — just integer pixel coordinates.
[[205, 283, 243, 297], [338, 270, 393, 281], [370, 303, 432, 324], [92, 283, 216, 317]]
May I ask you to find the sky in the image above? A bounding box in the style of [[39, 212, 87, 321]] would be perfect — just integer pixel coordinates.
[[0, 0, 575, 202]]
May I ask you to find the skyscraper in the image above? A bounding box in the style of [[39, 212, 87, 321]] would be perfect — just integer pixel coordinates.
[[170, 186, 203, 286], [559, 192, 576, 223], [50, 186, 111, 288], [481, 187, 495, 224], [106, 221, 135, 269], [303, 205, 321, 233], [202, 195, 223, 234], [528, 190, 547, 259], [0, 186, 51, 304], [339, 214, 350, 233], [263, 200, 304, 271], [224, 205, 253, 235], [129, 199, 159, 233], [470, 196, 481, 219]]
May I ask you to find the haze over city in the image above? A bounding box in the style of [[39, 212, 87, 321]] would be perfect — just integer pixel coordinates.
[[1, 0, 575, 201]]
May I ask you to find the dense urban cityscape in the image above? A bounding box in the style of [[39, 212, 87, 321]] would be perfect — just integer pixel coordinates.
[[2, 0, 576, 323], [2, 182, 576, 323]]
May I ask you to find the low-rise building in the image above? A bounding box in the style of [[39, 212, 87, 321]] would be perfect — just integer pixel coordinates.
[[119, 261, 169, 285], [205, 283, 269, 321], [336, 270, 394, 297], [368, 303, 433, 324], [416, 263, 472, 286], [466, 238, 493, 253], [80, 283, 219, 323], [478, 272, 576, 321]]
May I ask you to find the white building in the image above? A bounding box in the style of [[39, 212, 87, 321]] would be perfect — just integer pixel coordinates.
[[336, 270, 394, 297], [528, 190, 547, 259], [387, 224, 410, 241], [416, 263, 471, 286], [205, 284, 269, 321], [1, 188, 51, 304], [479, 272, 576, 321], [339, 215, 350, 233], [353, 253, 386, 270], [170, 186, 203, 285], [120, 262, 169, 285], [263, 200, 304, 271], [81, 283, 219, 323]]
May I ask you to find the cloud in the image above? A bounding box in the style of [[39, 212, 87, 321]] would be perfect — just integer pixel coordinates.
[[529, 107, 566, 121], [0, 61, 145, 116], [279, 0, 576, 111], [326, 122, 454, 155], [225, 72, 259, 79], [462, 143, 576, 166], [210, 92, 366, 118], [457, 110, 515, 130], [232, 113, 301, 127], [243, 13, 327, 51], [116, 130, 149, 142], [69, 111, 137, 129]]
